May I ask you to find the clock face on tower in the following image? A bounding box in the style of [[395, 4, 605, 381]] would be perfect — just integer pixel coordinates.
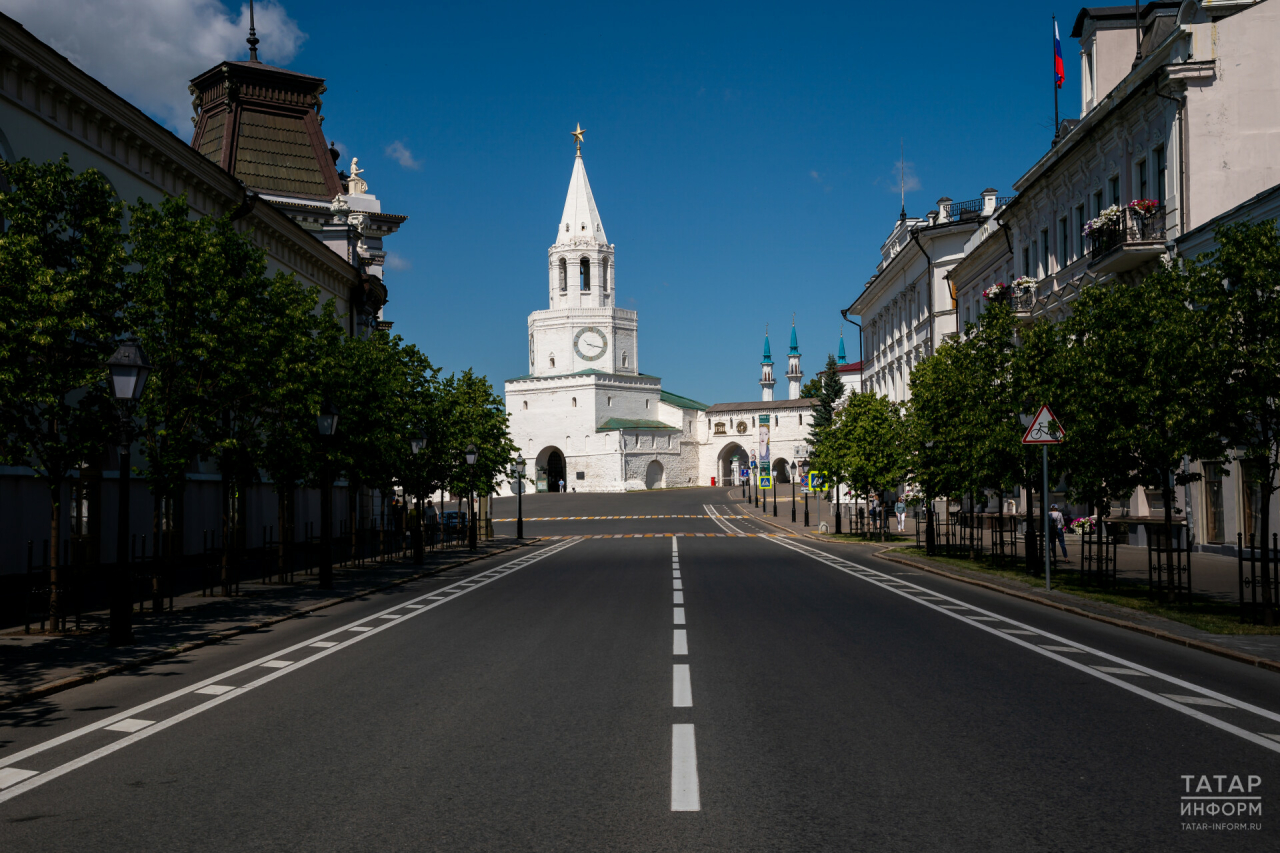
[[573, 326, 609, 361]]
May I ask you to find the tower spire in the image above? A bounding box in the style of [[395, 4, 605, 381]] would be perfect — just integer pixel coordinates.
[[837, 327, 848, 365], [247, 0, 260, 62], [761, 325, 775, 402], [786, 319, 803, 400]]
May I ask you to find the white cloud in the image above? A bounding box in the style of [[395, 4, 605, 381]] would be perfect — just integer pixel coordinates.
[[0, 1, 306, 134], [892, 157, 922, 193], [384, 140, 421, 170], [384, 252, 411, 271]]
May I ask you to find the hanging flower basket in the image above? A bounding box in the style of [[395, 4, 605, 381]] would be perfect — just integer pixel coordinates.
[[983, 281, 1010, 300], [1128, 198, 1160, 216]]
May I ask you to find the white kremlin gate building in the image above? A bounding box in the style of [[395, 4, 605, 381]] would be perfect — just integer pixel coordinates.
[[504, 135, 842, 494]]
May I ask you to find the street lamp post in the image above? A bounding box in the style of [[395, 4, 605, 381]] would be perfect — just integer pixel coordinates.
[[772, 464, 777, 517], [800, 459, 810, 527], [316, 400, 339, 589], [789, 461, 797, 523], [465, 444, 478, 551], [751, 453, 758, 507], [106, 342, 151, 646], [514, 452, 526, 540], [409, 435, 425, 565]]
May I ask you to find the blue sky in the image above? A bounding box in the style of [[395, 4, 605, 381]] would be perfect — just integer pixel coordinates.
[[12, 0, 1090, 405]]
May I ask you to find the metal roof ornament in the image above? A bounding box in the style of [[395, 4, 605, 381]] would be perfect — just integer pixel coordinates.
[[247, 0, 260, 62]]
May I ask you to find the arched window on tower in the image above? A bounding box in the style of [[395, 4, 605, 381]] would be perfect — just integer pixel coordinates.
[[559, 258, 567, 293], [601, 257, 610, 294], [580, 258, 591, 291]]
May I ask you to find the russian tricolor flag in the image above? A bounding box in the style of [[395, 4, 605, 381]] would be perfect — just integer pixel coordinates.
[[1054, 20, 1065, 89]]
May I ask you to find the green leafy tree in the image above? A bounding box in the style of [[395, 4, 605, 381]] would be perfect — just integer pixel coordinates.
[[0, 156, 127, 625], [814, 391, 906, 538], [799, 374, 824, 400], [1196, 220, 1280, 618]]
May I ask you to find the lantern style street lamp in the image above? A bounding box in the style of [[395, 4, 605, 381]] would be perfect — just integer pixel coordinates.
[[106, 341, 151, 646], [799, 458, 811, 527], [465, 444, 478, 551], [513, 453, 526, 540], [316, 400, 339, 589]]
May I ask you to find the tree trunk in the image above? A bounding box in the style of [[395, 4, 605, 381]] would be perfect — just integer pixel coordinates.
[[1025, 477, 1038, 573], [220, 453, 232, 597], [276, 486, 288, 583], [152, 492, 164, 612], [1261, 467, 1275, 624], [47, 476, 63, 632], [1162, 473, 1176, 603], [997, 489, 1005, 561]]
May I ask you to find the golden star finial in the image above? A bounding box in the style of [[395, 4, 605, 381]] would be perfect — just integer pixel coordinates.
[[572, 122, 585, 152]]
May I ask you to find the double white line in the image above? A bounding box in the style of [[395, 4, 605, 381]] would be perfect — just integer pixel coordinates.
[[0, 537, 582, 805]]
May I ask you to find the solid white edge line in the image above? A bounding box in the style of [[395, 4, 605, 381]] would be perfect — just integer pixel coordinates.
[[671, 724, 700, 811], [0, 537, 585, 800], [765, 535, 1280, 755]]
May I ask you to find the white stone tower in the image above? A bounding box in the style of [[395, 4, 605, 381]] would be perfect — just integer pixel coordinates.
[[525, 125, 637, 377], [760, 329, 775, 402], [786, 321, 803, 400]]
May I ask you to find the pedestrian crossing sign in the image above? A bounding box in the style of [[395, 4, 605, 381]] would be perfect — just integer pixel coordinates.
[[758, 473, 773, 489], [807, 472, 825, 490]]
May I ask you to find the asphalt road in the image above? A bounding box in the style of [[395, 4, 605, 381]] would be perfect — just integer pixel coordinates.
[[2, 486, 1278, 851]]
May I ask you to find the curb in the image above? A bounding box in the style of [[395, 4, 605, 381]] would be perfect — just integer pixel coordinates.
[[735, 501, 1280, 677], [0, 539, 542, 709]]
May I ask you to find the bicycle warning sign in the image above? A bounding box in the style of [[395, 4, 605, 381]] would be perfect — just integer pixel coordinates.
[[1022, 404, 1066, 444]]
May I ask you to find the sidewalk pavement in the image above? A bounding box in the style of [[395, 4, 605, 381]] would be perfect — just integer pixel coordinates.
[[0, 537, 530, 707], [729, 489, 1280, 667]]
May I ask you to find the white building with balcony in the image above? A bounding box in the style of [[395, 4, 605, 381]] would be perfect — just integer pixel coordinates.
[[845, 190, 1008, 402]]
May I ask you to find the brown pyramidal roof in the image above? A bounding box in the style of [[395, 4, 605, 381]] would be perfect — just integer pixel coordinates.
[[188, 60, 343, 200]]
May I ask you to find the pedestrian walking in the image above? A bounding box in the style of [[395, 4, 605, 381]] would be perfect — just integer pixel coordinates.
[[895, 497, 906, 532], [1049, 504, 1069, 562]]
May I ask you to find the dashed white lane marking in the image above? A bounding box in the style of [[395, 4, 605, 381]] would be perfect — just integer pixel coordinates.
[[674, 630, 688, 655], [0, 537, 586, 806], [674, 608, 686, 625], [674, 591, 684, 604], [104, 719, 153, 733], [378, 614, 401, 620], [673, 665, 693, 707], [674, 579, 683, 590], [310, 642, 339, 649], [673, 571, 681, 579], [671, 724, 700, 811], [195, 685, 236, 695], [260, 660, 293, 669], [405, 604, 426, 609], [1164, 694, 1235, 708], [1264, 734, 1280, 743], [763, 535, 1280, 756], [0, 769, 38, 789], [1041, 645, 1086, 653], [349, 627, 373, 632]]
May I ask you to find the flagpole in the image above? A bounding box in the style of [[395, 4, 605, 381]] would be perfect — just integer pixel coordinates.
[[1052, 15, 1060, 141]]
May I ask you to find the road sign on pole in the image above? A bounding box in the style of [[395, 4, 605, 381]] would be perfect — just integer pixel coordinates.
[[758, 473, 773, 489], [1021, 404, 1066, 444], [1021, 404, 1064, 591]]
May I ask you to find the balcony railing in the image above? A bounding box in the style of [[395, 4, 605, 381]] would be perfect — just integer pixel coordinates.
[[1088, 205, 1166, 263], [940, 196, 1015, 221]]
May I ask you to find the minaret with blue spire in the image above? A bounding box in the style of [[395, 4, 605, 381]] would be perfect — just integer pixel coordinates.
[[786, 318, 803, 400], [760, 325, 775, 402], [837, 327, 848, 365]]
